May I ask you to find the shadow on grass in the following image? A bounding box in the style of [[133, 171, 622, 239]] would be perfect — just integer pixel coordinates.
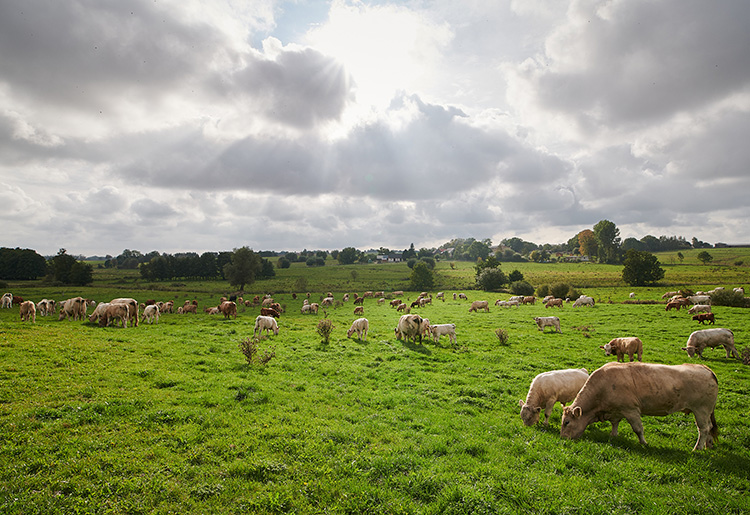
[[399, 339, 433, 355]]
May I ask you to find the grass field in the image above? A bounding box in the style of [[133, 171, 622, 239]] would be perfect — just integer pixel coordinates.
[[1, 255, 749, 513]]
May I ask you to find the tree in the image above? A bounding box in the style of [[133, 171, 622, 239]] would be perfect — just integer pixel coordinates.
[[223, 247, 262, 291], [51, 248, 78, 283], [69, 261, 94, 286], [0, 247, 48, 280], [338, 247, 359, 265], [677, 252, 684, 263], [410, 261, 435, 290], [621, 249, 665, 286], [621, 237, 644, 251], [593, 219, 621, 264], [696, 251, 713, 265], [467, 240, 491, 261], [259, 258, 276, 279], [403, 243, 417, 259], [578, 230, 597, 258], [508, 270, 524, 283], [476, 268, 506, 291]]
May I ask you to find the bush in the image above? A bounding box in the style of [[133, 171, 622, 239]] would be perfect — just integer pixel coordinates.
[[238, 337, 276, 365], [538, 282, 579, 300], [419, 257, 436, 270], [476, 268, 507, 292], [495, 328, 509, 345], [508, 270, 524, 283], [710, 290, 749, 308], [407, 258, 417, 269], [536, 284, 549, 297], [509, 280, 535, 296], [306, 257, 325, 267], [317, 318, 334, 344]]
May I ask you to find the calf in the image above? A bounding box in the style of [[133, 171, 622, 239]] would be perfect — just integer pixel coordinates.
[[692, 313, 715, 325], [428, 323, 456, 345], [600, 337, 643, 362], [19, 300, 36, 323], [346, 318, 369, 341], [519, 368, 589, 426]]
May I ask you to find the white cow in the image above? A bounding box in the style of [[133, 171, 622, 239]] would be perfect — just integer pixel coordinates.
[[519, 368, 589, 426], [346, 318, 369, 341], [429, 323, 456, 345], [254, 315, 279, 337], [142, 304, 160, 324], [682, 328, 740, 359], [573, 296, 595, 307], [534, 316, 561, 333], [1, 293, 13, 308]]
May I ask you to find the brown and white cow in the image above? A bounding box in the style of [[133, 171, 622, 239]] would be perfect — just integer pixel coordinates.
[[560, 362, 719, 451], [19, 300, 36, 323]]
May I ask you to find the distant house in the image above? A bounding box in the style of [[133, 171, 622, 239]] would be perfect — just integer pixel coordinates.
[[376, 253, 403, 263]]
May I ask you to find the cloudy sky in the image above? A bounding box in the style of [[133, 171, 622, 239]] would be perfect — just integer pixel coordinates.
[[2, 0, 749, 256]]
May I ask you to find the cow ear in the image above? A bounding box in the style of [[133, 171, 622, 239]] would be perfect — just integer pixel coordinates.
[[573, 407, 582, 417], [599, 345, 605, 349], [681, 347, 687, 351], [518, 400, 525, 408], [534, 407, 542, 414]]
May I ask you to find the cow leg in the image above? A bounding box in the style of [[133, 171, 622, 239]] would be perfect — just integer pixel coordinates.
[[543, 399, 556, 425], [624, 413, 647, 445], [610, 418, 621, 437]]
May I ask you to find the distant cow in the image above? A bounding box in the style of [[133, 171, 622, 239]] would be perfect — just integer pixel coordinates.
[[600, 337, 643, 362], [534, 316, 561, 333], [692, 313, 715, 325], [19, 301, 36, 323], [260, 307, 280, 318], [682, 328, 740, 359], [468, 300, 489, 313]]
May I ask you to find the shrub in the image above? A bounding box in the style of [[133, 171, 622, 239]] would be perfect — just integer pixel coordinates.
[[495, 328, 509, 345], [317, 318, 335, 344], [407, 259, 417, 269], [509, 280, 535, 296], [735, 260, 744, 266], [536, 284, 549, 297], [238, 337, 276, 365], [508, 270, 524, 283], [419, 257, 436, 270], [476, 268, 506, 292], [710, 289, 749, 308]]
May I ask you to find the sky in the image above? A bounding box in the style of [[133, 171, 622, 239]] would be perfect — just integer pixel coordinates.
[[2, 0, 749, 257]]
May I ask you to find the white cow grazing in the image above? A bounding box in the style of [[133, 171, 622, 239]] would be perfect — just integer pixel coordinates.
[[600, 337, 644, 362], [519, 368, 589, 426], [429, 323, 456, 345], [687, 295, 711, 305], [254, 315, 279, 337], [682, 328, 740, 359], [573, 296, 595, 308], [36, 299, 55, 316], [534, 316, 561, 333], [142, 304, 160, 324], [1, 293, 12, 308], [88, 302, 111, 324], [688, 304, 711, 315], [346, 318, 369, 341]]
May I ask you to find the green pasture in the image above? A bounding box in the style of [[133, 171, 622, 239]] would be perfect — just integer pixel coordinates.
[[1, 258, 749, 513]]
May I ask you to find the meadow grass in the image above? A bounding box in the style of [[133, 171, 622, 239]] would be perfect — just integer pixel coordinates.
[[1, 258, 749, 513]]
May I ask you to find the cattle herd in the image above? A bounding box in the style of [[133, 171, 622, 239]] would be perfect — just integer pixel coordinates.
[[2, 284, 747, 451]]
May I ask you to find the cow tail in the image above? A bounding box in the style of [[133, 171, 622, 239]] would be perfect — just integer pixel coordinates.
[[710, 411, 719, 440]]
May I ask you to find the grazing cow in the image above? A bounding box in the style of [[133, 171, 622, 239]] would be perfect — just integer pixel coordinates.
[[254, 315, 279, 337], [88, 302, 111, 324], [572, 296, 594, 308], [354, 306, 364, 315], [300, 305, 312, 314], [58, 297, 87, 321], [693, 313, 715, 325], [392, 291, 404, 296], [100, 303, 129, 328], [682, 328, 740, 359], [261, 307, 280, 318], [629, 292, 636, 298], [436, 292, 444, 301], [1, 293, 13, 308], [522, 296, 536, 305], [396, 303, 406, 312], [394, 314, 428, 343], [142, 304, 160, 324], [458, 293, 467, 300], [36, 299, 55, 316], [110, 298, 139, 326], [600, 337, 643, 362], [733, 287, 745, 295], [688, 304, 711, 315], [661, 291, 680, 299], [687, 295, 711, 305], [519, 368, 589, 426], [218, 301, 237, 319], [389, 299, 401, 307], [665, 301, 682, 311], [346, 318, 369, 341], [534, 316, 561, 333], [428, 323, 456, 345], [180, 304, 197, 314], [19, 301, 36, 323], [545, 298, 563, 308], [205, 307, 221, 315], [353, 296, 365, 306], [468, 300, 489, 313], [560, 362, 719, 451]]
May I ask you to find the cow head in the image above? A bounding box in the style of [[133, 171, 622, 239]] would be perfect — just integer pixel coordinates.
[[518, 401, 542, 426], [681, 346, 696, 358], [560, 406, 587, 439], [600, 343, 613, 356]]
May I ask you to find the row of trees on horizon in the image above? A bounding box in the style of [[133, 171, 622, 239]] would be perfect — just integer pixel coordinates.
[[0, 220, 728, 285]]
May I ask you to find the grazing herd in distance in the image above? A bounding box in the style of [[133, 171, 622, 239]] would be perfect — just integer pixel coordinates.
[[3, 283, 747, 451]]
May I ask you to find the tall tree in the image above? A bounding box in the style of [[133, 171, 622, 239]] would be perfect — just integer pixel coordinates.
[[223, 247, 261, 291], [410, 261, 435, 290], [622, 249, 665, 286], [578, 230, 598, 258], [338, 247, 359, 265], [593, 219, 621, 264]]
